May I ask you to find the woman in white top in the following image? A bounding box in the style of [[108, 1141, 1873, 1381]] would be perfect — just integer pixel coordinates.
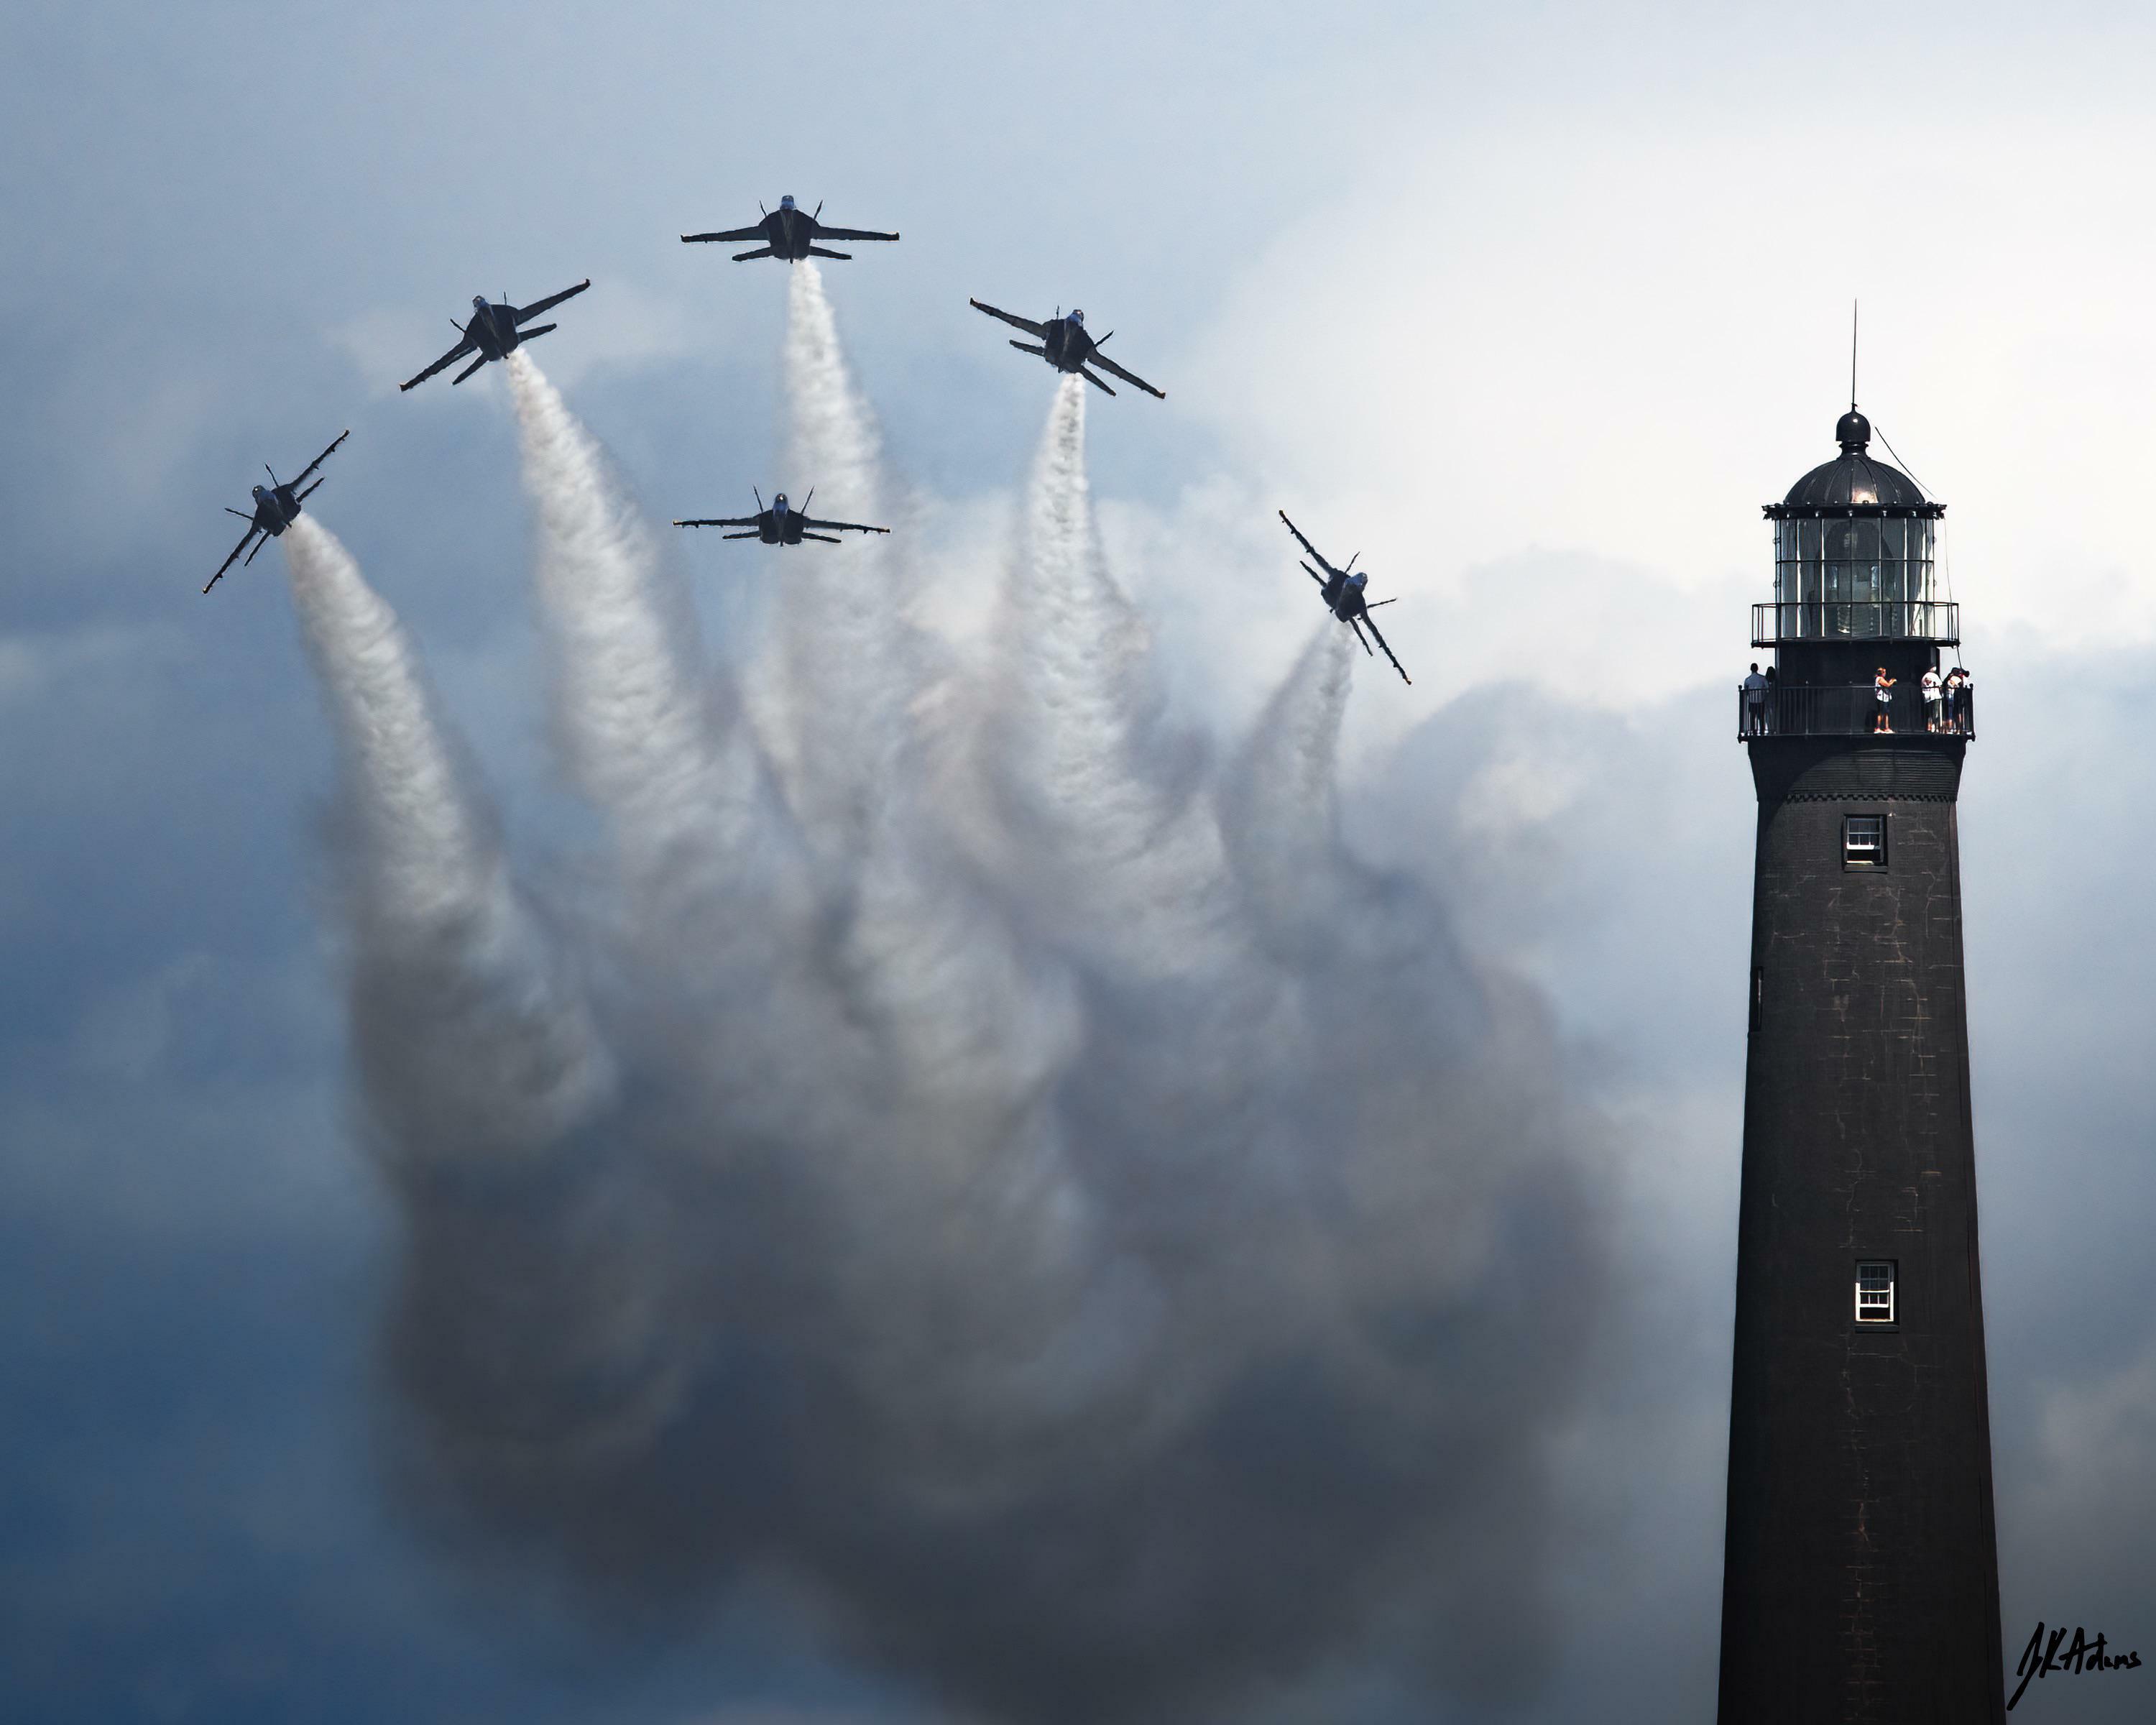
[[1922, 666, 1943, 732]]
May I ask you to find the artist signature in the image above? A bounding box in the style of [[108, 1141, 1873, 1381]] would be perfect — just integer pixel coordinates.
[[2009, 1622, 2142, 1710]]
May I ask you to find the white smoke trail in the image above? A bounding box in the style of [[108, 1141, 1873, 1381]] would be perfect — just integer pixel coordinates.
[[503, 351, 889, 1164], [280, 514, 609, 1167], [742, 259, 916, 864], [1221, 621, 1355, 945], [987, 378, 1234, 978], [504, 351, 801, 955]]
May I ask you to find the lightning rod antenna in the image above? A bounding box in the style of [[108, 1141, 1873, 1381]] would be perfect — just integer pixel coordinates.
[[1851, 299, 1858, 410]]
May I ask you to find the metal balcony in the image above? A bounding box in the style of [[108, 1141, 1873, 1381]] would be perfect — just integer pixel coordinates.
[[1751, 601, 1960, 646], [1736, 683, 1975, 741]]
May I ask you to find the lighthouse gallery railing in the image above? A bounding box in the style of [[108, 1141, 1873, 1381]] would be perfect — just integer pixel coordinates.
[[1736, 683, 1975, 740]]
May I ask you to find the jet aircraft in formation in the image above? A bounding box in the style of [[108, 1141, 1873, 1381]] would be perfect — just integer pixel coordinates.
[[1278, 511, 1411, 684], [208, 194, 1414, 688], [399, 280, 591, 391], [203, 431, 349, 593], [673, 488, 890, 545], [681, 196, 900, 262], [968, 301, 1165, 399]]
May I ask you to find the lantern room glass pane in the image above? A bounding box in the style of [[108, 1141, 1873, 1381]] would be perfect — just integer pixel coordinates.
[[1907, 518, 1935, 604], [1769, 514, 1944, 641], [1879, 520, 1906, 606]]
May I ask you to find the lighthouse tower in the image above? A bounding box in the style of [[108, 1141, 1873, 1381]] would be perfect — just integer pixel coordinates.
[[1717, 408, 2005, 1722]]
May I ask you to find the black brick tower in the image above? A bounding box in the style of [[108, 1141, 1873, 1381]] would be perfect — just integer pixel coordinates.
[[1716, 408, 2005, 1722]]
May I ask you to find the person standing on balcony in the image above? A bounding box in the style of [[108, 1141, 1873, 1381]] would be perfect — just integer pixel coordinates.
[[1922, 664, 1944, 732], [1743, 663, 1769, 735], [1763, 663, 1778, 734], [1951, 666, 1973, 733], [1874, 666, 1897, 733]]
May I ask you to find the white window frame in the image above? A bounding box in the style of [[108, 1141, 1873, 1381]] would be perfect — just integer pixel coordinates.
[[1843, 814, 1886, 868], [1855, 1261, 1896, 1324]]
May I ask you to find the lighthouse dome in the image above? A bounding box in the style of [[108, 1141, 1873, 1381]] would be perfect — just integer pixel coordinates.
[[1781, 409, 1928, 510]]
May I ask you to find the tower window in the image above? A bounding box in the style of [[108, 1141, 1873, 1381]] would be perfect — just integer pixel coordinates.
[[1843, 814, 1886, 868], [1855, 1261, 1897, 1325]]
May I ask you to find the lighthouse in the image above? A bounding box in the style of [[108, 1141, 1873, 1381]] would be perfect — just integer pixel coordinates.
[[1716, 406, 2005, 1721]]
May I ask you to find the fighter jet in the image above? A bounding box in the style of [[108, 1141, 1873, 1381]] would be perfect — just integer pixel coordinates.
[[203, 431, 349, 594], [1278, 510, 1411, 684], [398, 280, 591, 391], [672, 488, 890, 546], [681, 196, 899, 262], [968, 301, 1165, 399]]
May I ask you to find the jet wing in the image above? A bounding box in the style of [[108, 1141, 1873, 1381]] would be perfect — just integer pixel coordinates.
[[673, 515, 763, 528], [1360, 612, 1412, 685], [802, 516, 891, 535], [1089, 350, 1166, 400], [970, 300, 1049, 339], [515, 280, 590, 323], [400, 334, 476, 392], [681, 225, 768, 244], [204, 523, 259, 594], [1278, 510, 1337, 576], [814, 225, 899, 242], [291, 428, 350, 488]]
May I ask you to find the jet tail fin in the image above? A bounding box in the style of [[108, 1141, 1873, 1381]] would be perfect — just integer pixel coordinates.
[[517, 323, 556, 342], [1347, 617, 1375, 658], [1009, 341, 1048, 358], [1300, 560, 1327, 589], [805, 246, 853, 260], [1078, 367, 1117, 396], [732, 247, 775, 261], [296, 479, 325, 504], [800, 531, 842, 543], [451, 354, 489, 385], [244, 534, 271, 568], [225, 507, 254, 520]]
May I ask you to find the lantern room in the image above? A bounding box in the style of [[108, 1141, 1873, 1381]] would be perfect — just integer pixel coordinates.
[[1759, 410, 1953, 645]]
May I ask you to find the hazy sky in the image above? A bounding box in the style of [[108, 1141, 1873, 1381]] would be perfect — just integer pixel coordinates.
[[7, 2, 2156, 1720]]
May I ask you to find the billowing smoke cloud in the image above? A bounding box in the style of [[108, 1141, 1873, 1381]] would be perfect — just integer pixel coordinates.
[[292, 325, 1608, 1722], [279, 518, 678, 1484]]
